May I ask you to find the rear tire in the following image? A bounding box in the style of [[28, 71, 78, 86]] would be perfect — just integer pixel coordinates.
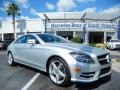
[[8, 52, 15, 66], [48, 57, 71, 86]]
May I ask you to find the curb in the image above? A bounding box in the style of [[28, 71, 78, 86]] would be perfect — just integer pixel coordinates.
[[112, 58, 120, 72], [112, 58, 120, 65]]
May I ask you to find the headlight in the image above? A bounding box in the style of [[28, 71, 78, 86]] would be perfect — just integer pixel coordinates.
[[70, 52, 95, 64], [106, 54, 111, 62]]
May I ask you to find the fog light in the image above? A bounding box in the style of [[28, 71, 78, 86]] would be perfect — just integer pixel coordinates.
[[71, 68, 81, 72]]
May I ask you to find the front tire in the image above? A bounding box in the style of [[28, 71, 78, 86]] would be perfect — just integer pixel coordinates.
[[8, 52, 15, 66], [48, 57, 71, 86]]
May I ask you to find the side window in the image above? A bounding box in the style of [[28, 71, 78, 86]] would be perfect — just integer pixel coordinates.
[[25, 35, 39, 44], [15, 36, 26, 43]]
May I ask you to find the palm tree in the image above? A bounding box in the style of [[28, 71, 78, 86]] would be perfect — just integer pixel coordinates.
[[6, 3, 20, 39]]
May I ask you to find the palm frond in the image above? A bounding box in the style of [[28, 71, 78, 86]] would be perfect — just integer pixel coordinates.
[[6, 3, 20, 17]]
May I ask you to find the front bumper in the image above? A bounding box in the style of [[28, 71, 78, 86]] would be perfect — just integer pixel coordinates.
[[71, 66, 111, 83], [110, 44, 120, 49], [68, 54, 111, 83], [60, 51, 111, 83]]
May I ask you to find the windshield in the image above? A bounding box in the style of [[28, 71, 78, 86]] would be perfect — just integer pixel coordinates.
[[37, 34, 71, 43], [111, 40, 120, 42]]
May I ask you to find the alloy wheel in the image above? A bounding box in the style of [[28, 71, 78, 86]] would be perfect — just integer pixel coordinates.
[[8, 53, 14, 65], [49, 60, 66, 84]]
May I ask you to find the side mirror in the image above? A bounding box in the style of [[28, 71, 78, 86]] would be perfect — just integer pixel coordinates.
[[27, 39, 36, 45]]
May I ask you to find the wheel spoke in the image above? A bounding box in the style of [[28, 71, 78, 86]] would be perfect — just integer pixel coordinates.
[[49, 68, 54, 75], [55, 73, 60, 83], [57, 63, 62, 70], [51, 62, 57, 69], [8, 55, 11, 60], [8, 54, 13, 65], [58, 70, 65, 78]]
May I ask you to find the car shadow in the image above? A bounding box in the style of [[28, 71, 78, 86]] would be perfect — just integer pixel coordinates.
[[75, 75, 111, 90], [15, 63, 120, 90], [17, 63, 49, 75]]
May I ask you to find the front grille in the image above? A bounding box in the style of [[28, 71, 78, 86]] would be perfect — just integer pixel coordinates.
[[100, 67, 111, 76], [97, 54, 110, 65], [116, 44, 120, 48], [116, 44, 120, 46], [97, 54, 107, 59], [99, 59, 109, 65]]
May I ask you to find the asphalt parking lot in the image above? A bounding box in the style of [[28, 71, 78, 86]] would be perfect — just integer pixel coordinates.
[[0, 50, 120, 90]]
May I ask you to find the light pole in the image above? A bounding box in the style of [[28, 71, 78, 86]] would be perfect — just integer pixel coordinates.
[[43, 13, 50, 33], [44, 19, 47, 33], [81, 13, 86, 43]]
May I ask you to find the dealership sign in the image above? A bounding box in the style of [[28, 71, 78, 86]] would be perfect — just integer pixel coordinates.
[[47, 22, 116, 30]]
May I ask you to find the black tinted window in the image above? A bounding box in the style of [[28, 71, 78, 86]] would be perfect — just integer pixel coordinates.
[[111, 40, 120, 42], [37, 34, 70, 43]]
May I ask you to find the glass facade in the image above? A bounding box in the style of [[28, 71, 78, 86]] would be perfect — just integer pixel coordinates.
[[118, 21, 120, 39]]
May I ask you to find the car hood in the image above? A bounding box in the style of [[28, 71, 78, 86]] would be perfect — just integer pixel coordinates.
[[45, 43, 108, 56], [109, 42, 120, 44]]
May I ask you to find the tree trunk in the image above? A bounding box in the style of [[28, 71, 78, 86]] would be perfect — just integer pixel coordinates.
[[13, 13, 16, 40]]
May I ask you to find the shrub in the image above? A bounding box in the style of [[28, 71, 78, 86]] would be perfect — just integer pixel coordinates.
[[71, 36, 81, 43], [89, 43, 95, 47], [82, 42, 95, 47], [95, 43, 107, 48], [116, 58, 120, 63]]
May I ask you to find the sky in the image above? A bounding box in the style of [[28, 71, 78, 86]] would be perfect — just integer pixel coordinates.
[[0, 0, 120, 20]]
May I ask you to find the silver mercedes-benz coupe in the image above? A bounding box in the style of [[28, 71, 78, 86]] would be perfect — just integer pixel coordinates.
[[7, 33, 111, 86]]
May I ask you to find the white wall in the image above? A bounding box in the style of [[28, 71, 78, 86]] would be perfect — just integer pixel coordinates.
[[0, 21, 14, 33], [23, 19, 45, 33], [0, 18, 45, 34]]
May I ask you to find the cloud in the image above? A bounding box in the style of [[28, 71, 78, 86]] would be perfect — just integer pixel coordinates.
[[100, 4, 120, 14], [20, 16, 31, 19], [57, 0, 76, 11], [0, 7, 4, 11], [15, 0, 29, 8], [45, 2, 55, 10], [76, 0, 96, 3], [3, 1, 10, 10], [2, 16, 30, 21], [81, 7, 97, 13], [5, 17, 12, 21], [0, 1, 10, 12], [15, 0, 28, 4], [80, 4, 120, 15], [30, 8, 38, 16]]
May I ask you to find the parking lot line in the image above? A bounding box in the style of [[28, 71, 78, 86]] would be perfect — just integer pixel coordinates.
[[21, 73, 40, 90]]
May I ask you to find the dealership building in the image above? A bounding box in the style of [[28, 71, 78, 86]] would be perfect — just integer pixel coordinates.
[[0, 12, 120, 43]]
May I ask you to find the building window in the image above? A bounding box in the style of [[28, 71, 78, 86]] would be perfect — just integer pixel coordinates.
[[106, 36, 112, 42]]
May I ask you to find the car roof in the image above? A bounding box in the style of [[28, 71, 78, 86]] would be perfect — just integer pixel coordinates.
[[27, 33, 53, 36]]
